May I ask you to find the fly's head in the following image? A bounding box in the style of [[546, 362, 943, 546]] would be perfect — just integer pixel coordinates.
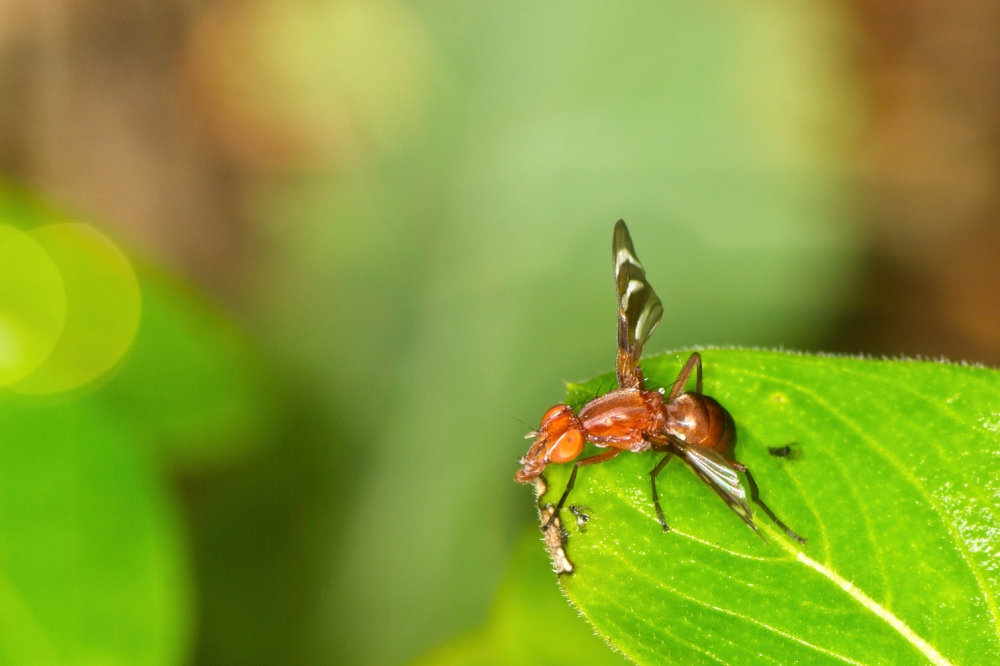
[[515, 404, 585, 482]]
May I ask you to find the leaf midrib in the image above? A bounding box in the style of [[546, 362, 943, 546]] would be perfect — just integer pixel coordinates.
[[605, 546, 867, 666], [741, 366, 1000, 641], [737, 369, 893, 615], [596, 477, 922, 665]]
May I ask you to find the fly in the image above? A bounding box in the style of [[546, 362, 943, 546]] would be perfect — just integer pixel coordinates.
[[515, 220, 805, 544]]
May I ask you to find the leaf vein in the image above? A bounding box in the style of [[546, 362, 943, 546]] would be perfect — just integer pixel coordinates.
[[744, 368, 989, 658], [606, 549, 871, 666]]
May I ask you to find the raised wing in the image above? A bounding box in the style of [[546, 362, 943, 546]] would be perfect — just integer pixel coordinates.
[[675, 442, 761, 538], [613, 220, 663, 389]]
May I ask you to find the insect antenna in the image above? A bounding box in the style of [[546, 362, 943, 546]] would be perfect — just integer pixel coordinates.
[[508, 415, 536, 434]]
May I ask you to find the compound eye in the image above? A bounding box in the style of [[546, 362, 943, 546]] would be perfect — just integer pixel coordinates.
[[540, 404, 568, 425], [549, 429, 584, 463]]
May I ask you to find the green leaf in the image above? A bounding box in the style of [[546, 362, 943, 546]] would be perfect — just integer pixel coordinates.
[[413, 527, 630, 666], [0, 182, 274, 665], [0, 182, 276, 468], [0, 398, 191, 665], [98, 265, 278, 468], [539, 348, 1000, 666]]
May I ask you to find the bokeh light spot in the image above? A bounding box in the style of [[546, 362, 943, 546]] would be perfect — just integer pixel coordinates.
[[0, 224, 66, 387], [11, 223, 141, 394]]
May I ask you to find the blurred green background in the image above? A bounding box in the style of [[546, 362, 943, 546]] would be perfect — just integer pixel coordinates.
[[1, 0, 998, 664]]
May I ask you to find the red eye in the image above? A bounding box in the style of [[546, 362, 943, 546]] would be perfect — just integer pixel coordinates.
[[541, 404, 568, 425], [550, 429, 584, 463]]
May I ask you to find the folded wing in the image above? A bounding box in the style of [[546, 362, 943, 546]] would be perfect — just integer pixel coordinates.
[[675, 441, 760, 537]]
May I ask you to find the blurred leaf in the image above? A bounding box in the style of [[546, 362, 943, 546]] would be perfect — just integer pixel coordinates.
[[413, 527, 630, 666], [99, 266, 277, 468], [0, 182, 279, 666], [0, 398, 190, 665], [537, 349, 1000, 665], [0, 183, 55, 232], [0, 182, 276, 468]]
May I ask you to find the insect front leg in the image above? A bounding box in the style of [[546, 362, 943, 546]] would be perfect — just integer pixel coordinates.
[[648, 452, 674, 532], [731, 461, 806, 543], [543, 449, 621, 531]]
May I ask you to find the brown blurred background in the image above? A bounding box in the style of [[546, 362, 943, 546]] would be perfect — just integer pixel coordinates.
[[4, 0, 999, 362], [840, 0, 1000, 363]]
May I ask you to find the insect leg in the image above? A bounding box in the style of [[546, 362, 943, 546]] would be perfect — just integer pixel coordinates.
[[695, 355, 702, 395], [668, 352, 703, 400], [731, 461, 807, 543], [648, 453, 674, 532], [543, 449, 621, 530]]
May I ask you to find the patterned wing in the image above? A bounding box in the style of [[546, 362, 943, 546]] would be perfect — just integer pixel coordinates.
[[676, 442, 761, 537], [613, 220, 663, 389]]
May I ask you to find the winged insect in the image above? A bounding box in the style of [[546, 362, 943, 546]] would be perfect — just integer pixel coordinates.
[[516, 220, 804, 546]]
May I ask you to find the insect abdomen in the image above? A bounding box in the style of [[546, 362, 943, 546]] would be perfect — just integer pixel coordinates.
[[664, 393, 736, 456]]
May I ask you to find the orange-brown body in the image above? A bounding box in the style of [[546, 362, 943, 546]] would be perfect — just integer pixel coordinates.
[[516, 222, 805, 545], [663, 392, 735, 457], [515, 386, 736, 482], [578, 388, 665, 451]]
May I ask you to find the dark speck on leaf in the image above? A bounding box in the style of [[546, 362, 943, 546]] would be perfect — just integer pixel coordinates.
[[768, 444, 801, 460]]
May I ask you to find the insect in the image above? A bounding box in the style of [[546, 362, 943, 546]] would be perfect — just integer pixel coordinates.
[[515, 220, 805, 544], [768, 443, 801, 460]]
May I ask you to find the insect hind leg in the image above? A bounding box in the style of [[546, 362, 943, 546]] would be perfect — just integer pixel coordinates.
[[731, 461, 806, 543], [668, 352, 703, 400]]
